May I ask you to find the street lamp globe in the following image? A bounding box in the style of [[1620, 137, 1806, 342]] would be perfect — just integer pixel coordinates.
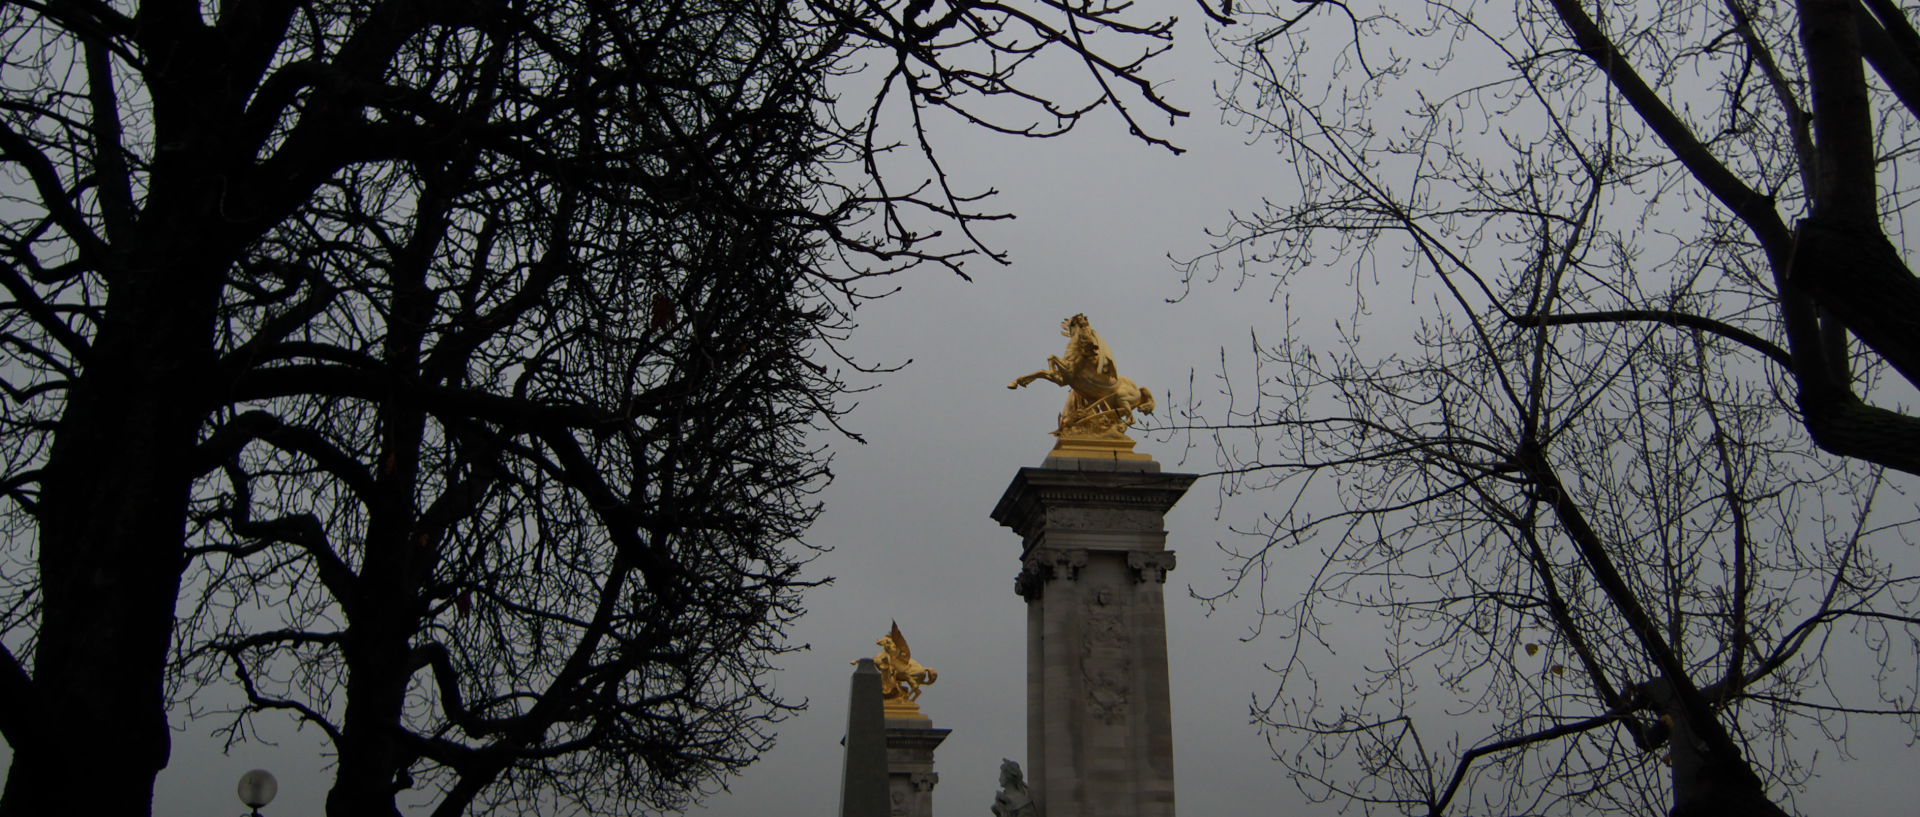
[[236, 769, 278, 815]]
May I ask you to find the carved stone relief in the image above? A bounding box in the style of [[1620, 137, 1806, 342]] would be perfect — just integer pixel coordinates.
[[1081, 584, 1132, 725]]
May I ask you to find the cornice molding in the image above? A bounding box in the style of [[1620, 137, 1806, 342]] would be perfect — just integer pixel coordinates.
[[991, 466, 1198, 539]]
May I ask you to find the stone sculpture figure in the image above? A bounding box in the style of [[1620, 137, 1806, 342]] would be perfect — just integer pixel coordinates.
[[990, 759, 1038, 817], [1008, 314, 1155, 439], [867, 621, 938, 703]]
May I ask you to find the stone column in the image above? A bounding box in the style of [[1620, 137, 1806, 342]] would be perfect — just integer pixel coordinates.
[[840, 658, 889, 817], [883, 712, 950, 817], [991, 455, 1196, 817]]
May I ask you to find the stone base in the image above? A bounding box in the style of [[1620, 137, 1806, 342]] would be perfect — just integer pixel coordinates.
[[883, 697, 929, 721], [1047, 434, 1153, 462]]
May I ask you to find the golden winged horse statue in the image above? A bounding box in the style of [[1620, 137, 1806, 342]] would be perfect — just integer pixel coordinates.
[[868, 621, 937, 707]]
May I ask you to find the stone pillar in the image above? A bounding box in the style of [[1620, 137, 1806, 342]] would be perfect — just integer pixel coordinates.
[[992, 456, 1196, 817], [884, 713, 950, 817], [841, 658, 889, 817]]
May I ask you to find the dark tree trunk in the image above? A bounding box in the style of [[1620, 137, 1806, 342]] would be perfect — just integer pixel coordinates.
[[326, 203, 439, 817], [1787, 219, 1920, 476], [323, 446, 427, 817], [0, 39, 252, 802], [1643, 680, 1791, 817], [0, 11, 304, 812], [1, 259, 221, 816], [325, 631, 413, 817]]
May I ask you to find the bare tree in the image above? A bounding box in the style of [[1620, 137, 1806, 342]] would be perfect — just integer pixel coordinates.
[[0, 1, 1197, 815], [1173, 0, 1920, 814]]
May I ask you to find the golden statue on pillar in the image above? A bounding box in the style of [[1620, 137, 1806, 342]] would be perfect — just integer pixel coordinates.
[[1009, 313, 1155, 459], [862, 621, 938, 718]]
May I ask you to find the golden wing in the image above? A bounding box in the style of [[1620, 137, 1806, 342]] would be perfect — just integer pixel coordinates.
[[889, 620, 911, 662]]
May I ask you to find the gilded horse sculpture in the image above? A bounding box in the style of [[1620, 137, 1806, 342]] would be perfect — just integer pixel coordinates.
[[1008, 313, 1155, 439], [864, 621, 937, 705]]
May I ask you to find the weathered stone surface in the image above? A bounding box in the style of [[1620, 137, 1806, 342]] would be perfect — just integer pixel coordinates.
[[992, 457, 1196, 817]]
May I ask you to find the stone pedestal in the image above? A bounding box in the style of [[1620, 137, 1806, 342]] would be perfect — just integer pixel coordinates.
[[884, 712, 950, 817], [991, 455, 1196, 817]]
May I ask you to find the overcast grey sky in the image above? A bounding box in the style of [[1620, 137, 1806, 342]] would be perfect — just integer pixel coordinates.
[[122, 7, 1920, 817]]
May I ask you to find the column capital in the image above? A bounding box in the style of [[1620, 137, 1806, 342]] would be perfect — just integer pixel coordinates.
[[1126, 550, 1177, 583]]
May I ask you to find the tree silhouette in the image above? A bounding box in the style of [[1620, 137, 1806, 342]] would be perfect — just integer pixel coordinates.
[[0, 1, 1193, 814], [1177, 0, 1920, 814]]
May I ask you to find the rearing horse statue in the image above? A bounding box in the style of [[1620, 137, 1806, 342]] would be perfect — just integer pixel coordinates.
[[1008, 314, 1155, 438], [871, 621, 936, 703]]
